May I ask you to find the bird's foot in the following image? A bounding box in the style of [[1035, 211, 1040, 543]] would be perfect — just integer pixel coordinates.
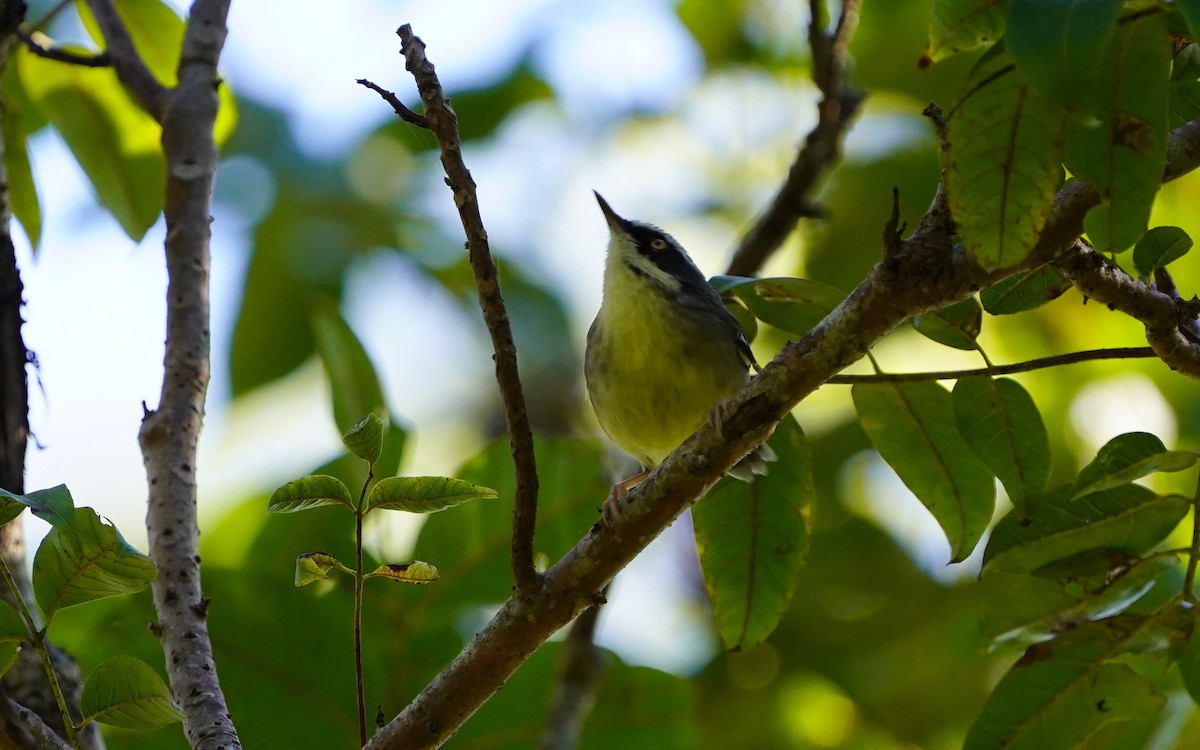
[[602, 468, 650, 526]]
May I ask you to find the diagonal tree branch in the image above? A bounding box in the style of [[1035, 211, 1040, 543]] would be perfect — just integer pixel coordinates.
[[725, 0, 863, 277], [380, 24, 543, 598], [135, 1, 240, 748], [82, 0, 167, 120], [364, 112, 1200, 750]]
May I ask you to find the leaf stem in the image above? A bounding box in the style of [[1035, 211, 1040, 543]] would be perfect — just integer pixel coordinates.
[[828, 346, 1155, 384], [1183, 469, 1200, 602], [0, 557, 78, 748], [354, 463, 374, 747]]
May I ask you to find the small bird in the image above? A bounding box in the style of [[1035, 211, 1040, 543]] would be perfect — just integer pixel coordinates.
[[585, 192, 773, 523]]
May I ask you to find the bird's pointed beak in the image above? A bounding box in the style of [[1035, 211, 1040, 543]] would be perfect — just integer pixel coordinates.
[[594, 191, 630, 234]]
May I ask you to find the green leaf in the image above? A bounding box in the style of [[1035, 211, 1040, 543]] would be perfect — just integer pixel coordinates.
[[981, 553, 1176, 647], [294, 551, 353, 586], [853, 381, 995, 562], [1132, 226, 1193, 277], [0, 498, 23, 528], [947, 46, 1069, 270], [267, 475, 354, 513], [16, 46, 164, 241], [912, 297, 983, 350], [925, 0, 1007, 64], [365, 476, 497, 514], [79, 655, 185, 730], [1177, 612, 1200, 706], [984, 484, 1189, 573], [0, 599, 28, 675], [342, 413, 384, 464], [1065, 16, 1171, 252], [692, 417, 811, 650], [32, 508, 157, 621], [1179, 0, 1200, 42], [365, 561, 439, 584], [1168, 80, 1200, 129], [712, 276, 844, 337], [1072, 432, 1197, 500], [964, 617, 1166, 750], [0, 484, 74, 529], [953, 377, 1050, 507], [1006, 0, 1121, 108], [980, 266, 1071, 314], [3, 58, 40, 250], [311, 301, 387, 435]]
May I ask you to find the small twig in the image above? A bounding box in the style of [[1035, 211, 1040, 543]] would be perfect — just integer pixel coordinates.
[[356, 78, 428, 128], [1183, 470, 1200, 602], [0, 696, 74, 750], [15, 30, 110, 67], [353, 465, 374, 747], [827, 347, 1157, 384], [537, 598, 608, 750], [725, 0, 863, 277], [82, 0, 167, 120], [394, 24, 542, 597]]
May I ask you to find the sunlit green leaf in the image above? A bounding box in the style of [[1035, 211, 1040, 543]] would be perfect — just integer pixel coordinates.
[[1066, 16, 1171, 252], [365, 476, 497, 514], [913, 297, 983, 350], [953, 376, 1049, 507], [365, 561, 439, 584], [984, 484, 1189, 573], [79, 655, 185, 729], [342, 413, 384, 465], [1006, 0, 1121, 107], [294, 551, 353, 586], [711, 276, 843, 337], [947, 46, 1068, 270], [312, 301, 386, 435], [267, 475, 354, 513], [33, 508, 157, 621], [853, 381, 995, 562], [1132, 226, 1193, 277], [16, 46, 164, 241], [2, 58, 40, 250], [1072, 432, 1197, 500], [925, 0, 1007, 64], [980, 266, 1071, 314], [693, 417, 811, 650], [964, 616, 1166, 750], [0, 484, 73, 530]]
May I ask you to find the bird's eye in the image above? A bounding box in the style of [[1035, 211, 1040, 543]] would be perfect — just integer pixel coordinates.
[[650, 238, 668, 251]]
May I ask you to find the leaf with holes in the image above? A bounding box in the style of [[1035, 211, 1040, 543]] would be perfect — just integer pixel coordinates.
[[79, 655, 184, 730], [953, 377, 1050, 508], [853, 381, 995, 562], [947, 46, 1068, 270], [693, 417, 811, 650], [924, 0, 1006, 64], [365, 561, 440, 584], [294, 552, 354, 586], [32, 509, 157, 622], [964, 616, 1166, 750]]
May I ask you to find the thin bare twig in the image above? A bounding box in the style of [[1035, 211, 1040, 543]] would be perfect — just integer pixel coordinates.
[[725, 0, 863, 277], [15, 30, 110, 67], [365, 113, 1200, 750], [537, 597, 607, 750], [827, 347, 1157, 384], [394, 24, 542, 597], [82, 0, 167, 120], [356, 78, 428, 127], [136, 0, 240, 748]]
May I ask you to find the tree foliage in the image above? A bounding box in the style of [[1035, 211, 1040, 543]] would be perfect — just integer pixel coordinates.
[[8, 0, 1200, 749]]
